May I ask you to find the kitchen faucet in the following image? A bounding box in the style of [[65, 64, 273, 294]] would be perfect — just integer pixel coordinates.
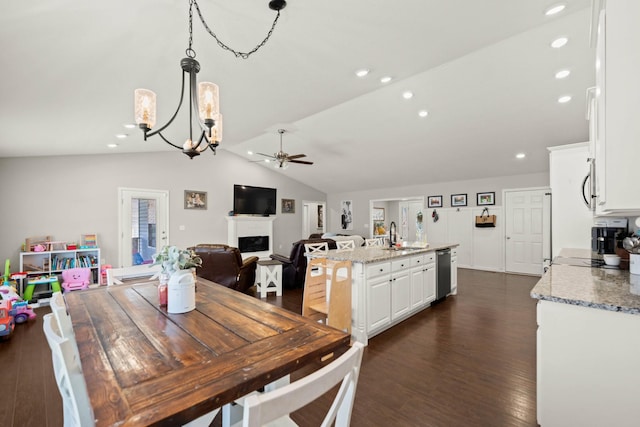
[[389, 221, 397, 247]]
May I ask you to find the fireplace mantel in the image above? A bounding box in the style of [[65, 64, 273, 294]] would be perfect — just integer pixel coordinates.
[[225, 216, 275, 260]]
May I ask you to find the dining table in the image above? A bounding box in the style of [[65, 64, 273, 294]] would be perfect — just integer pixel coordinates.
[[64, 276, 350, 426]]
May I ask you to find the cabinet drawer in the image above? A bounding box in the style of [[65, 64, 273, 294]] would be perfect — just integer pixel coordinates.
[[451, 248, 458, 257], [366, 262, 390, 278], [411, 255, 425, 267], [392, 258, 410, 271], [424, 252, 435, 264]]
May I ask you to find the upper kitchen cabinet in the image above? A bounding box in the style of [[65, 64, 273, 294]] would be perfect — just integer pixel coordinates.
[[591, 0, 640, 215]]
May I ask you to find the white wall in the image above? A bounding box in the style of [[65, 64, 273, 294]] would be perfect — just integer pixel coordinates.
[[326, 172, 549, 238], [0, 150, 325, 271]]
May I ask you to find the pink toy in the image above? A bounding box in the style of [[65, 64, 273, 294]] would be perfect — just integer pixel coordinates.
[[61, 268, 91, 292]]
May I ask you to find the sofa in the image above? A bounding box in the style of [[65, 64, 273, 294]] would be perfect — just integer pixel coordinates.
[[270, 238, 337, 289], [189, 244, 258, 293]]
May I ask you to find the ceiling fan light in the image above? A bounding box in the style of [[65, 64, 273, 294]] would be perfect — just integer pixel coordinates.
[[134, 89, 156, 128], [198, 82, 219, 121]]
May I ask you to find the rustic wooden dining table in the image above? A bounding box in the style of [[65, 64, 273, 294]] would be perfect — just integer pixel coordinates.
[[65, 277, 350, 426]]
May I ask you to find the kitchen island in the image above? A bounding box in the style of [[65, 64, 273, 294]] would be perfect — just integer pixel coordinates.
[[531, 253, 640, 426], [314, 242, 458, 345]]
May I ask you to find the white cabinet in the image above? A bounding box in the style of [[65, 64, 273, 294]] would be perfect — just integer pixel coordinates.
[[390, 259, 411, 321], [410, 264, 424, 310], [450, 248, 458, 295], [537, 300, 640, 426], [366, 262, 391, 333], [592, 0, 640, 215], [424, 253, 436, 304], [548, 143, 594, 258]]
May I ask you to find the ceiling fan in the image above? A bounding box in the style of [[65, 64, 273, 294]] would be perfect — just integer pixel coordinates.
[[258, 129, 313, 168]]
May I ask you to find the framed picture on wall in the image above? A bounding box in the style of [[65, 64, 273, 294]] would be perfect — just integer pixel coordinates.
[[282, 198, 295, 214], [372, 207, 385, 221], [451, 193, 467, 207], [427, 195, 443, 208], [477, 191, 495, 206], [184, 190, 207, 210], [341, 200, 353, 230], [317, 205, 324, 228]]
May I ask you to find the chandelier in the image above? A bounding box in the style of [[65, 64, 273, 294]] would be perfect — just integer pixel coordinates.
[[134, 0, 287, 159]]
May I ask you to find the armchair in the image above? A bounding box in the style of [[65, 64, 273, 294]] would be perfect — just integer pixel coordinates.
[[270, 238, 337, 289], [189, 244, 258, 293]]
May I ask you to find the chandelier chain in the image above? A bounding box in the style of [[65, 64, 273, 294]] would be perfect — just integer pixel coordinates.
[[186, 0, 196, 58], [192, 0, 282, 59]]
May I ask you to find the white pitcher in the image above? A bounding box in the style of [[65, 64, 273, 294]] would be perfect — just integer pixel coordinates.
[[167, 269, 196, 314]]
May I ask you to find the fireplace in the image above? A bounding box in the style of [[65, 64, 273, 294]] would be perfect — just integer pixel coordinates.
[[238, 236, 269, 253], [226, 216, 275, 260]]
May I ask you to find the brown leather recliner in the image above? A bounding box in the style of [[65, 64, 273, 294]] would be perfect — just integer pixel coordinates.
[[189, 244, 258, 293], [270, 238, 337, 289]]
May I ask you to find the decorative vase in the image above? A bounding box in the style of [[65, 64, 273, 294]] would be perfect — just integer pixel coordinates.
[[167, 269, 196, 314]]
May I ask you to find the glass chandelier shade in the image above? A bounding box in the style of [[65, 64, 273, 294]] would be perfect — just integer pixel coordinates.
[[198, 82, 219, 121], [134, 89, 157, 129]]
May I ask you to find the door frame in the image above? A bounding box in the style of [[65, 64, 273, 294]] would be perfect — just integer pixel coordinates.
[[118, 187, 170, 268], [502, 186, 551, 275], [302, 200, 326, 239]]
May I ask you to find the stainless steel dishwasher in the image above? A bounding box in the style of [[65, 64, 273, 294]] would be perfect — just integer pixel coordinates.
[[436, 249, 451, 301]]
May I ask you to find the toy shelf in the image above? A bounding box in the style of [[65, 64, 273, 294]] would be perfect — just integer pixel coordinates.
[[19, 248, 101, 304]]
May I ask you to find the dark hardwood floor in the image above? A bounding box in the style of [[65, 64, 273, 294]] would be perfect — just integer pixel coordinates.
[[0, 269, 539, 427]]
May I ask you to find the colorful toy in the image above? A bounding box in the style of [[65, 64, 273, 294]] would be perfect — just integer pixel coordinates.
[[0, 300, 15, 339], [61, 267, 91, 292], [2, 260, 37, 323]]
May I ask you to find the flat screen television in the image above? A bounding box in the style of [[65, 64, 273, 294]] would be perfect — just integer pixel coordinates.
[[233, 185, 277, 216]]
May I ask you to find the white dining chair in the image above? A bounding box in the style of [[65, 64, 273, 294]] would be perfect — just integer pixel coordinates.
[[336, 240, 355, 252], [230, 342, 365, 427], [365, 238, 383, 247], [50, 291, 81, 361], [43, 313, 95, 427], [106, 264, 162, 285], [304, 242, 329, 255]]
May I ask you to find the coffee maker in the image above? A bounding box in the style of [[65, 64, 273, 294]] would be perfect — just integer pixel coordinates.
[[591, 218, 628, 265]]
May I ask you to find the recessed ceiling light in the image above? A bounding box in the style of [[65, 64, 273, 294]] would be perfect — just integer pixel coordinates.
[[551, 37, 568, 48], [545, 4, 566, 16], [264, 159, 271, 163], [107, 143, 119, 148], [418, 110, 429, 118], [115, 134, 128, 139], [555, 69, 571, 79], [516, 153, 526, 159], [247, 151, 254, 155], [402, 91, 413, 100], [123, 124, 136, 129], [380, 76, 392, 84], [355, 69, 369, 78], [558, 95, 572, 103]]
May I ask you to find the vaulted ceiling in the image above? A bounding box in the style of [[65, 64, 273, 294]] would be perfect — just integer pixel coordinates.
[[0, 0, 594, 193]]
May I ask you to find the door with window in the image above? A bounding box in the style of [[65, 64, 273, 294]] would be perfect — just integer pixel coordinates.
[[119, 188, 169, 268]]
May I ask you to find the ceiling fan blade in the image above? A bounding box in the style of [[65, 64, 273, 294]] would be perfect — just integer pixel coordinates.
[[286, 154, 306, 160], [289, 159, 314, 165]]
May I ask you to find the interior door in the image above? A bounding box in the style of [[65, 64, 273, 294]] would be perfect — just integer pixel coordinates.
[[504, 188, 551, 275], [118, 188, 169, 268]]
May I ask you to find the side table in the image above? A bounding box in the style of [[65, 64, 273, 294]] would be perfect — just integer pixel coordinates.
[[256, 260, 283, 298]]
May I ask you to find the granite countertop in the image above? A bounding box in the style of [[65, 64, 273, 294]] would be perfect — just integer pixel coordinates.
[[310, 242, 459, 264], [531, 264, 640, 315]]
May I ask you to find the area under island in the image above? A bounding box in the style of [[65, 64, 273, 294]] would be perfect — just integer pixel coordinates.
[[312, 243, 459, 345]]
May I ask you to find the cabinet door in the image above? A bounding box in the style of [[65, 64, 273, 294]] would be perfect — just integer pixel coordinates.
[[367, 275, 391, 332], [391, 270, 411, 321], [410, 267, 424, 310], [424, 264, 436, 304]]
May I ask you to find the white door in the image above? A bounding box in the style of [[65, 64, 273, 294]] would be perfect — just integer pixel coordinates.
[[504, 188, 551, 275], [118, 188, 169, 268], [302, 201, 326, 239]]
